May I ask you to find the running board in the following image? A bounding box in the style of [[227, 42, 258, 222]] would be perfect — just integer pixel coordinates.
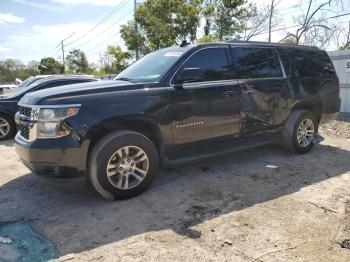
[[164, 135, 276, 166]]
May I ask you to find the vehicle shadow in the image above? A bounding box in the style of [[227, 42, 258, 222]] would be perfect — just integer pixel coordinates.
[[0, 139, 14, 147], [0, 143, 350, 256]]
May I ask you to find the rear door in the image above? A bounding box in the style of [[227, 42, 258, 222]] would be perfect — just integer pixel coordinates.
[[231, 46, 289, 133], [168, 46, 242, 144]]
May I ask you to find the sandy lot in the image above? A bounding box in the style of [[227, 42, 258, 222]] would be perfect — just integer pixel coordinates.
[[1, 121, 350, 261]]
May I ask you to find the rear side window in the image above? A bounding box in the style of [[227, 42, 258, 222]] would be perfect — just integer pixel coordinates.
[[232, 47, 283, 79], [285, 49, 336, 78], [179, 47, 230, 82]]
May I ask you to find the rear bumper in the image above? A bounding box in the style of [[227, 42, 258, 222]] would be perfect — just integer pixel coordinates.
[[320, 96, 341, 124], [15, 133, 89, 178]]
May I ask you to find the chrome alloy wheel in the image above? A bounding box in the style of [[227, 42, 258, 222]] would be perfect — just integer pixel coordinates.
[[106, 146, 149, 190], [297, 119, 315, 147], [0, 117, 10, 139]]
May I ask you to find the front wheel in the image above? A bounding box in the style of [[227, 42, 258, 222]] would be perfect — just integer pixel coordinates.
[[282, 110, 318, 154], [0, 113, 16, 141], [88, 131, 159, 200]]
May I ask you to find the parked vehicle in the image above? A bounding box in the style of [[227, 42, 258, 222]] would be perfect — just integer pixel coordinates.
[[15, 41, 341, 200], [0, 76, 97, 140], [0, 83, 18, 94]]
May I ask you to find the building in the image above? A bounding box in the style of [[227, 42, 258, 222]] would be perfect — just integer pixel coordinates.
[[328, 50, 350, 115]]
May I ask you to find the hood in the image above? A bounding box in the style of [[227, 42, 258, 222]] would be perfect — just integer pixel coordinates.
[[19, 80, 149, 105], [0, 93, 18, 102]]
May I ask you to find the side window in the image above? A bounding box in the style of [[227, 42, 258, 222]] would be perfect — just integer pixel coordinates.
[[177, 48, 230, 82], [286, 49, 336, 78], [36, 81, 66, 91], [233, 47, 283, 79]]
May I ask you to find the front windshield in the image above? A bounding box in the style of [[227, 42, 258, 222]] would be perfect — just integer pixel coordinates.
[[115, 48, 185, 83]]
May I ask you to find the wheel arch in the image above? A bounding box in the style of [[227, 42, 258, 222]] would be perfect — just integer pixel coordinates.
[[86, 115, 164, 167], [0, 110, 14, 119], [289, 97, 322, 124]]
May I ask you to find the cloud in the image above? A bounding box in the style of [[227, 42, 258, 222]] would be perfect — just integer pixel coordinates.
[[12, 0, 65, 12], [0, 45, 12, 52], [0, 12, 25, 24], [51, 0, 124, 6]]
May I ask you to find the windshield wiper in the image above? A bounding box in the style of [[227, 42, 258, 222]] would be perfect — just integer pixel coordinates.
[[115, 77, 138, 83]]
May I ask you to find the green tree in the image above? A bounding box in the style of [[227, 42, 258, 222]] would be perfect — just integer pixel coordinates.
[[0, 59, 25, 82], [66, 49, 89, 73], [39, 57, 63, 74], [120, 0, 202, 57], [339, 43, 350, 50], [106, 45, 130, 74], [120, 21, 150, 58], [211, 0, 254, 41], [19, 60, 40, 80], [136, 0, 202, 49]]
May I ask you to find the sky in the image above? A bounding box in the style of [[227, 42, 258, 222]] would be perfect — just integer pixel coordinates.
[[0, 0, 349, 65]]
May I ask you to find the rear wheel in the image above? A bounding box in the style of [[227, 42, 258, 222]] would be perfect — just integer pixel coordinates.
[[282, 110, 318, 154], [0, 114, 16, 141], [88, 130, 159, 200]]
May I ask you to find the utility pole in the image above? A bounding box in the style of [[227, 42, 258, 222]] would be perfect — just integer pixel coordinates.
[[56, 32, 75, 73], [61, 41, 65, 72], [134, 0, 139, 60]]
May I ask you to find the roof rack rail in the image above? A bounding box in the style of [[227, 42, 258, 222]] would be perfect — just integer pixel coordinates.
[[223, 40, 319, 50]]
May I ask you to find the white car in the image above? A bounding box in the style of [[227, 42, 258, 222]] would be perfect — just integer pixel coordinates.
[[0, 83, 17, 89]]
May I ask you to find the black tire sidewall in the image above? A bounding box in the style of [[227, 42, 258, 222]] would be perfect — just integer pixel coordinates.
[[0, 113, 16, 141], [90, 131, 159, 200], [291, 111, 317, 154]]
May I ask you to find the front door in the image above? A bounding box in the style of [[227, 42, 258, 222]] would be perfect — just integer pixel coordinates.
[[168, 46, 241, 145]]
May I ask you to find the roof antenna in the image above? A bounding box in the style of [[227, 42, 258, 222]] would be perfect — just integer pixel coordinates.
[[180, 40, 190, 47]]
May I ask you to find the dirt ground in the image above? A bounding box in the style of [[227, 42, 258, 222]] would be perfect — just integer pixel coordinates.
[[1, 121, 350, 262]]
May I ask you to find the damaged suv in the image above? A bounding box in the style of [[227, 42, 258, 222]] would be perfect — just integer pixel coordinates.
[[15, 41, 340, 200]]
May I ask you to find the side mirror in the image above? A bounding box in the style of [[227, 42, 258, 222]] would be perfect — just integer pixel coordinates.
[[174, 67, 203, 86]]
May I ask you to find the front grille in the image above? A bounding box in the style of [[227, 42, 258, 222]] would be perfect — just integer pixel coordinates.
[[19, 124, 30, 140], [19, 106, 32, 118]]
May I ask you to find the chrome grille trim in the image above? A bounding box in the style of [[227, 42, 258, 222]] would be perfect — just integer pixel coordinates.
[[16, 104, 38, 142]]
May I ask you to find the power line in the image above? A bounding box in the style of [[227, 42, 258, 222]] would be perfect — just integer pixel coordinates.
[[53, 33, 75, 72], [65, 0, 131, 47], [87, 37, 124, 58], [83, 32, 121, 54], [68, 8, 133, 51], [254, 11, 350, 37]]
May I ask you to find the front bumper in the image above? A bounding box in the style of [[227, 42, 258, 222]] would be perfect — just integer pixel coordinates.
[[15, 133, 89, 178]]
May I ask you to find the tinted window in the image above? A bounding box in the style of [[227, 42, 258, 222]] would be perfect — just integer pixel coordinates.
[[233, 47, 283, 79], [177, 47, 230, 82], [285, 49, 336, 78]]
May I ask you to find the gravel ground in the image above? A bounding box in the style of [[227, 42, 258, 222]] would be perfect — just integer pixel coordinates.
[[1, 121, 350, 261], [319, 120, 350, 139]]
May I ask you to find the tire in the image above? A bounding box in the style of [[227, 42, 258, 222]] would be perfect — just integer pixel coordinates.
[[0, 113, 16, 141], [281, 110, 318, 154], [88, 130, 159, 200]]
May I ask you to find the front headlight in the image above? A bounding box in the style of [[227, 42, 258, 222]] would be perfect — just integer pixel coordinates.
[[37, 105, 80, 138]]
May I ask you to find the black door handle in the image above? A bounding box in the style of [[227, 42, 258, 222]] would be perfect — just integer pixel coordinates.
[[222, 91, 234, 97]]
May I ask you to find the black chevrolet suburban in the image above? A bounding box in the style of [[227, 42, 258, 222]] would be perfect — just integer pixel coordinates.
[[0, 76, 97, 140], [15, 41, 341, 200]]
